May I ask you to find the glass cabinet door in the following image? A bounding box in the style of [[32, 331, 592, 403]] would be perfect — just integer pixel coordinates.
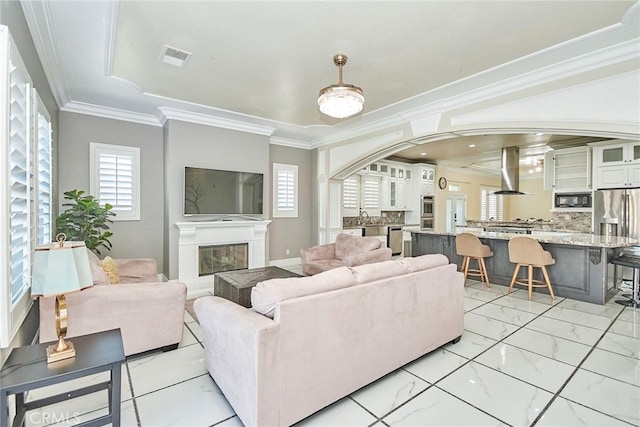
[[632, 143, 640, 163], [600, 145, 625, 165]]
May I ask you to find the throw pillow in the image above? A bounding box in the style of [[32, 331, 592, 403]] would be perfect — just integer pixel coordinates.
[[100, 256, 120, 284]]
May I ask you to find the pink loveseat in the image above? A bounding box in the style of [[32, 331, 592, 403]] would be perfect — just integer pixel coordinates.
[[39, 250, 187, 356], [300, 232, 392, 275], [195, 254, 464, 427]]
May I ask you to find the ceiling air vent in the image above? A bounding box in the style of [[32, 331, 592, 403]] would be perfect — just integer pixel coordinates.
[[160, 45, 191, 68]]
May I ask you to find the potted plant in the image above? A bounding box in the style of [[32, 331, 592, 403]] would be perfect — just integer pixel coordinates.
[[55, 189, 116, 255]]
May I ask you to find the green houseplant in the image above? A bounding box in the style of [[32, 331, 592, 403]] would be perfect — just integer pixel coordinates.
[[56, 189, 116, 255]]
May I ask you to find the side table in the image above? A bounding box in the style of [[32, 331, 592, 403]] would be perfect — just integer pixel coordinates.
[[1, 329, 125, 427]]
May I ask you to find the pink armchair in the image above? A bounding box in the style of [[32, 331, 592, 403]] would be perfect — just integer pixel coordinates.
[[39, 250, 187, 356], [300, 233, 393, 276]]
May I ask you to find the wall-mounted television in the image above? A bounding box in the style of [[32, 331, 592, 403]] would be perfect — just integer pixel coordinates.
[[184, 167, 264, 216]]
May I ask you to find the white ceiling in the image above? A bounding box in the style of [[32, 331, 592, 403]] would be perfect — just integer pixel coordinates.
[[21, 0, 639, 158]]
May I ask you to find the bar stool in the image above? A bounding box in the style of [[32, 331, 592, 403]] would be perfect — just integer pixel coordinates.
[[455, 233, 493, 287], [508, 236, 556, 301]]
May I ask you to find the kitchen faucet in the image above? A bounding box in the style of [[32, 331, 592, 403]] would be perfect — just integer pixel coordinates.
[[358, 209, 369, 226]]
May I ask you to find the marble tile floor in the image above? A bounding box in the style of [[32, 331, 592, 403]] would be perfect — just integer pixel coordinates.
[[17, 268, 640, 427]]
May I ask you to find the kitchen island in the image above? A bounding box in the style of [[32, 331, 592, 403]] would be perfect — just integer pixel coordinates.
[[411, 229, 638, 305]]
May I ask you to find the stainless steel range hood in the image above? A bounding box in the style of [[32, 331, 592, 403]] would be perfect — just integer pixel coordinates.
[[494, 146, 525, 195]]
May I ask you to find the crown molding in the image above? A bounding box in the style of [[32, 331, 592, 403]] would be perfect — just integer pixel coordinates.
[[158, 107, 275, 136], [61, 101, 162, 126], [20, 0, 70, 107], [310, 114, 406, 148], [269, 137, 312, 150]]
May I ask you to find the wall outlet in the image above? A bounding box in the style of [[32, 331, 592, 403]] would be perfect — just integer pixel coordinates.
[[285, 249, 290, 255]]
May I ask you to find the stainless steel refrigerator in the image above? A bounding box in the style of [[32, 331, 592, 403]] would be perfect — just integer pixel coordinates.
[[594, 188, 640, 292], [594, 188, 640, 243]]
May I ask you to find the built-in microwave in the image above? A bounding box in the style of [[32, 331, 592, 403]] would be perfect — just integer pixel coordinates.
[[554, 192, 592, 209]]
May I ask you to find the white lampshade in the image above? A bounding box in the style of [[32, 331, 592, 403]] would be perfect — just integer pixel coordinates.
[[31, 241, 93, 297]]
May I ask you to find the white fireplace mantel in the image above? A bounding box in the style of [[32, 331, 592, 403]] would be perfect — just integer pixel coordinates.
[[175, 220, 271, 297]]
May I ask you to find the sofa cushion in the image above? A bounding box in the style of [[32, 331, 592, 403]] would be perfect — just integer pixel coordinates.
[[334, 233, 382, 260], [349, 260, 410, 284], [251, 266, 357, 318], [399, 254, 449, 272]]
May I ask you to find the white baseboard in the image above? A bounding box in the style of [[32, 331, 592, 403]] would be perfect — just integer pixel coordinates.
[[269, 257, 302, 267]]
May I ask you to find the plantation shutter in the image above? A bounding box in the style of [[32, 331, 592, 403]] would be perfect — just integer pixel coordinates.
[[481, 186, 504, 221], [273, 163, 298, 218], [9, 51, 31, 307], [90, 143, 140, 220], [342, 178, 359, 210], [35, 96, 52, 245], [362, 177, 380, 210]]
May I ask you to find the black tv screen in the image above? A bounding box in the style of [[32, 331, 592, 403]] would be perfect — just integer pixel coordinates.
[[184, 167, 264, 215]]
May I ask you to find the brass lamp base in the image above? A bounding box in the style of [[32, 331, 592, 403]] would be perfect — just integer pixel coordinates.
[[46, 337, 76, 363], [46, 294, 76, 364]]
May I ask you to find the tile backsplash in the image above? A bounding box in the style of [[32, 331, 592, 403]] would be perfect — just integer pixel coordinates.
[[343, 211, 405, 228], [552, 211, 592, 233]]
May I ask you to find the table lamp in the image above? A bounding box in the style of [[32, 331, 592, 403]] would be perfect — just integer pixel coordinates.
[[31, 234, 93, 363]]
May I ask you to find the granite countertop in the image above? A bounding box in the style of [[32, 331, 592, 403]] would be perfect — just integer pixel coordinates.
[[411, 228, 638, 248]]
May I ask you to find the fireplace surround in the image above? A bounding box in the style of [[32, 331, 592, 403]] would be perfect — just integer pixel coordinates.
[[176, 220, 271, 297]]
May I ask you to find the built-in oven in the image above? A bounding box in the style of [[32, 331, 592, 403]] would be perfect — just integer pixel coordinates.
[[421, 196, 434, 216], [421, 216, 434, 230], [554, 192, 592, 209], [421, 195, 435, 230]]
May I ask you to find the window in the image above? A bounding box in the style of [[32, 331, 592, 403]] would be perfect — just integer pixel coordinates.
[[90, 143, 140, 221], [272, 163, 298, 218], [480, 186, 504, 221]]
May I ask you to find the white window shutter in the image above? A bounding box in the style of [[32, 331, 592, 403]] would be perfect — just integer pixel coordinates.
[[90, 143, 140, 221], [273, 163, 298, 218]]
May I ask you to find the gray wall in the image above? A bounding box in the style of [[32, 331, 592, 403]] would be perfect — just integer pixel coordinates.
[[0, 1, 58, 363], [163, 120, 270, 278], [269, 145, 313, 259], [58, 112, 164, 267]]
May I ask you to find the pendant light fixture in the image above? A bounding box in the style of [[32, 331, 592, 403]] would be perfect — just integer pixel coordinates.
[[318, 54, 364, 119]]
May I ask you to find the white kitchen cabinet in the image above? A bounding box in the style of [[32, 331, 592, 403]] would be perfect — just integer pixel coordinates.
[[545, 146, 591, 192], [419, 165, 436, 195], [396, 179, 412, 210], [592, 140, 640, 189]]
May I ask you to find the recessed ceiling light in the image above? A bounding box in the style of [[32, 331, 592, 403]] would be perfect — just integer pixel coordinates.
[[468, 144, 476, 148], [420, 152, 427, 156]]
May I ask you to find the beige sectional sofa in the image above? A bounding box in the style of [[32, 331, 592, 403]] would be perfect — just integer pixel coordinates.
[[39, 251, 187, 356], [195, 254, 464, 427]]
